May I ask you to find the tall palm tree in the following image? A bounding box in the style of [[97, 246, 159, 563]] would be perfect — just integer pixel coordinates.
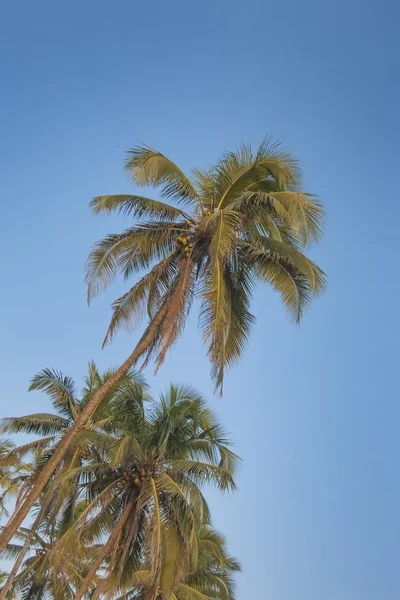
[[0, 138, 326, 552], [51, 384, 238, 600], [87, 138, 325, 389]]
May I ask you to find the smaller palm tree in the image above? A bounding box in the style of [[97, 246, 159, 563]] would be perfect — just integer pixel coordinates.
[[50, 383, 239, 600], [0, 501, 100, 599], [110, 523, 240, 600], [0, 363, 147, 520], [0, 439, 32, 520], [0, 364, 147, 598]]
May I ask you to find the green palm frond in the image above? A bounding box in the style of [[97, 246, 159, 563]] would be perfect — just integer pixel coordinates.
[[0, 543, 25, 561], [169, 460, 236, 492], [149, 476, 162, 583], [176, 582, 212, 600], [85, 223, 183, 302], [125, 145, 199, 206], [243, 236, 326, 323], [90, 193, 191, 221], [215, 138, 301, 210], [253, 251, 313, 322], [102, 253, 178, 347], [199, 210, 244, 389], [0, 437, 57, 467], [29, 369, 77, 418], [268, 190, 325, 244], [0, 414, 67, 437], [246, 235, 327, 295], [153, 258, 196, 371], [218, 258, 255, 379]]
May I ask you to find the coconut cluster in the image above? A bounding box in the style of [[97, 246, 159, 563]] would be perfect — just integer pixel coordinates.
[[79, 447, 92, 461], [118, 466, 148, 489], [174, 235, 193, 259]]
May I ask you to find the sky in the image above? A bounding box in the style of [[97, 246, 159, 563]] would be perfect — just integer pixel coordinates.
[[1, 0, 399, 597]]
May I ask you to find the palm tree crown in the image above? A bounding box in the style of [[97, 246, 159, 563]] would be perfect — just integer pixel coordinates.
[[1, 374, 239, 600], [86, 138, 326, 389], [61, 382, 239, 599]]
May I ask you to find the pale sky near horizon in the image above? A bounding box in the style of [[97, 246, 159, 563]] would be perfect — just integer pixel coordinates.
[[1, 1, 400, 598]]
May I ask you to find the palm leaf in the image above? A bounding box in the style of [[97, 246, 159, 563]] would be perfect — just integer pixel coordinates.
[[268, 190, 325, 244], [125, 145, 199, 206], [90, 194, 191, 221], [85, 223, 182, 302], [102, 253, 178, 346], [176, 583, 211, 600], [29, 369, 77, 418], [168, 461, 236, 492], [215, 138, 301, 210], [245, 236, 327, 296], [0, 414, 67, 436]]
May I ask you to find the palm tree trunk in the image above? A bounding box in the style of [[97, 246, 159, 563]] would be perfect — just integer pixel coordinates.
[[0, 305, 168, 554], [74, 497, 135, 600], [0, 510, 43, 600]]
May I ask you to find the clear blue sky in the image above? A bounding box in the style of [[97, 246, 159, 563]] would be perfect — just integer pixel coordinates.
[[1, 0, 399, 598]]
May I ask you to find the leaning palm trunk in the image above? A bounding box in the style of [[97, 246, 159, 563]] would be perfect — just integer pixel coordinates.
[[74, 497, 135, 600], [0, 509, 44, 600], [0, 306, 168, 554]]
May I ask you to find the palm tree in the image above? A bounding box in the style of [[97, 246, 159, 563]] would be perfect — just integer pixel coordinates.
[[0, 137, 326, 552], [109, 523, 240, 600], [87, 138, 325, 389], [0, 365, 146, 555], [0, 439, 31, 520], [0, 501, 101, 599], [50, 383, 238, 600]]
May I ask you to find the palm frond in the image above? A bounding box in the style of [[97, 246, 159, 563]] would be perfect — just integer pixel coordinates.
[[169, 461, 236, 492], [245, 236, 327, 297], [85, 223, 182, 302], [102, 253, 178, 347], [248, 246, 314, 322], [0, 414, 67, 437], [215, 138, 301, 210], [90, 194, 192, 220], [199, 210, 244, 390], [154, 258, 196, 372], [0, 437, 57, 466], [125, 145, 199, 207], [176, 583, 211, 600], [268, 190, 325, 244]]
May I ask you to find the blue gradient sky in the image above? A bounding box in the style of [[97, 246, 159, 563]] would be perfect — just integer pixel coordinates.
[[1, 1, 399, 598]]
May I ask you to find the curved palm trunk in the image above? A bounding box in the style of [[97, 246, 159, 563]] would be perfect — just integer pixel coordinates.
[[74, 497, 135, 600], [0, 306, 168, 554], [0, 510, 43, 600]]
